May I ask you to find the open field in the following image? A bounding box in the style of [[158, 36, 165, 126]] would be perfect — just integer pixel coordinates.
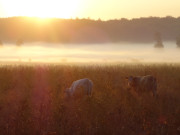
[[0, 64, 180, 135]]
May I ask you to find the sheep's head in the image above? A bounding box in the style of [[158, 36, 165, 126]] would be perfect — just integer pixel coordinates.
[[126, 76, 136, 87]]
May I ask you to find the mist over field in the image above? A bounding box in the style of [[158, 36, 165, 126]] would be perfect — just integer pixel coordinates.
[[0, 42, 180, 64]]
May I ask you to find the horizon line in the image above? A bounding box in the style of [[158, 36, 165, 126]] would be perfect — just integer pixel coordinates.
[[0, 15, 180, 21]]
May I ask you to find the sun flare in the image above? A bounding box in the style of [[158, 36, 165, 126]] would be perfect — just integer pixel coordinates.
[[2, 0, 81, 19]]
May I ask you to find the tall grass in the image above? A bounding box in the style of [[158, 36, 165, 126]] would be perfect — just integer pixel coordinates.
[[0, 64, 179, 135]]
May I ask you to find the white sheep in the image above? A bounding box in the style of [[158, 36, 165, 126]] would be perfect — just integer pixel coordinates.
[[65, 78, 93, 97]]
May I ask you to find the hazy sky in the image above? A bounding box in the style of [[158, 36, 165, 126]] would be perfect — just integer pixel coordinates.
[[0, 0, 180, 20]]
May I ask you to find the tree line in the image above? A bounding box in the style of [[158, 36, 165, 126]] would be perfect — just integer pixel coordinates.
[[0, 16, 180, 44]]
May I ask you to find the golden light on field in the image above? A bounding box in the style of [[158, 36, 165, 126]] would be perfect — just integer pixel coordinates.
[[1, 0, 81, 19]]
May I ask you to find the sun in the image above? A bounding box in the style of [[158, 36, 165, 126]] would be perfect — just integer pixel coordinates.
[[2, 0, 81, 19], [28, 0, 81, 18]]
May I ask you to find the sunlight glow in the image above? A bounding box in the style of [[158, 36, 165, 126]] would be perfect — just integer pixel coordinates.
[[1, 0, 81, 19], [1, 0, 180, 20]]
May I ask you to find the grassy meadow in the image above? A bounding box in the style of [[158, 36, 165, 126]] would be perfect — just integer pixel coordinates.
[[0, 64, 180, 135]]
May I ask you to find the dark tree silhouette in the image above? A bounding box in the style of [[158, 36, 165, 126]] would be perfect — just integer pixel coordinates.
[[176, 35, 180, 47], [16, 39, 24, 46], [0, 40, 3, 46], [154, 32, 164, 48], [0, 16, 180, 43]]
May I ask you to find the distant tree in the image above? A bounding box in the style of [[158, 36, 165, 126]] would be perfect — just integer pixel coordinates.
[[98, 18, 102, 21], [176, 35, 180, 47], [120, 18, 128, 21], [16, 38, 24, 46], [0, 40, 3, 46], [154, 32, 164, 48]]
